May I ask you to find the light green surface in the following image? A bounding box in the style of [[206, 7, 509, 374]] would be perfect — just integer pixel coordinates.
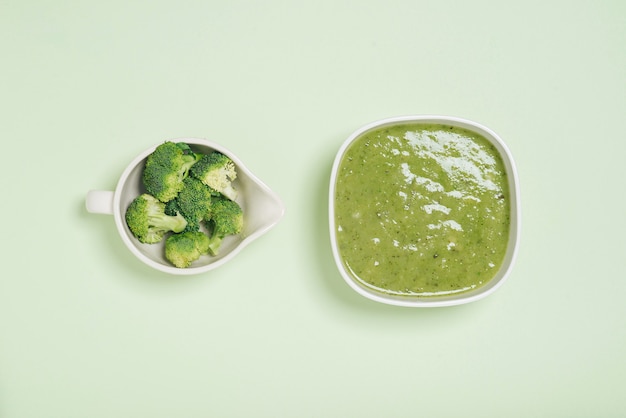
[[1, 1, 625, 417]]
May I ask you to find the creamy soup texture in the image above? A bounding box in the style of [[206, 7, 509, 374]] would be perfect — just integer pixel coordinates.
[[334, 123, 510, 297]]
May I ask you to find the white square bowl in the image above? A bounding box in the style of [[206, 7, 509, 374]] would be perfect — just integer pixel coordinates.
[[329, 116, 520, 307]]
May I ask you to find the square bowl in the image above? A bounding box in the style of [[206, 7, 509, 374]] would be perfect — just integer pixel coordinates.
[[329, 116, 520, 307]]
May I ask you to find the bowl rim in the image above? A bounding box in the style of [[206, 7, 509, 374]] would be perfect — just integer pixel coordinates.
[[328, 115, 521, 307], [113, 137, 285, 275]]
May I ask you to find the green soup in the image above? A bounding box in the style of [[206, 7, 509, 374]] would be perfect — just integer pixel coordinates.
[[333, 123, 510, 297]]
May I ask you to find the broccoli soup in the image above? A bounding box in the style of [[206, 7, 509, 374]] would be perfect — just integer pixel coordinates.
[[333, 123, 510, 297]]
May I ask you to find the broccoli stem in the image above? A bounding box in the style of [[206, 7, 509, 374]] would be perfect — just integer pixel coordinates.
[[207, 236, 224, 256], [147, 213, 187, 234]]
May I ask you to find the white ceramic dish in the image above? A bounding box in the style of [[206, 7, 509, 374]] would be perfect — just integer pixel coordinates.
[[86, 138, 285, 275], [329, 115, 520, 307]]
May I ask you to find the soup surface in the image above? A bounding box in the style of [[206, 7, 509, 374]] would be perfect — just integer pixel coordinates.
[[334, 123, 510, 297]]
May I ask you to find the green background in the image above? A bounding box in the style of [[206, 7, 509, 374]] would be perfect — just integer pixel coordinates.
[[2, 1, 625, 417]]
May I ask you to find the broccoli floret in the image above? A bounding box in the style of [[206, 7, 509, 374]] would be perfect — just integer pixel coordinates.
[[163, 197, 200, 232], [162, 177, 212, 232], [125, 194, 188, 244], [142, 142, 201, 202], [163, 198, 180, 217], [206, 196, 243, 255], [190, 151, 238, 201], [165, 231, 210, 268], [177, 177, 213, 224]]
